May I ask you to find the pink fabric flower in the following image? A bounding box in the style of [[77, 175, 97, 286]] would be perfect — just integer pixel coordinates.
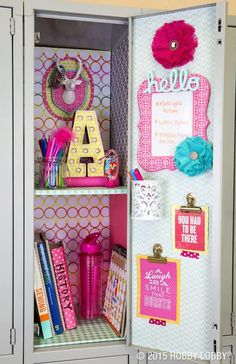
[[152, 20, 198, 69]]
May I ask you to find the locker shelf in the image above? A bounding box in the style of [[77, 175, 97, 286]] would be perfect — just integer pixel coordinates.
[[34, 318, 124, 349], [34, 187, 128, 196]]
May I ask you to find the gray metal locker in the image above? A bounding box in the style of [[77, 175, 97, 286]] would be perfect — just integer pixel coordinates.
[[22, 1, 236, 363]]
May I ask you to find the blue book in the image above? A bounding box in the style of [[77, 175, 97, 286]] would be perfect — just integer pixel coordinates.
[[36, 241, 63, 335]]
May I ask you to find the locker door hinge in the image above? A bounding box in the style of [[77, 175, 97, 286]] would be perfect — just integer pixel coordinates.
[[10, 18, 15, 36], [10, 328, 16, 345], [34, 32, 40, 44], [231, 312, 235, 328], [230, 353, 235, 364]]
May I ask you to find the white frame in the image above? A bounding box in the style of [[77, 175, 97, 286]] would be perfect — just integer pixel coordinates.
[[222, 17, 236, 349], [12, 3, 24, 361], [221, 19, 236, 339], [211, 1, 227, 358], [0, 1, 24, 364]]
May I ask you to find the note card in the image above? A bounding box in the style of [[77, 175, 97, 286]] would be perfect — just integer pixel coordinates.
[[173, 206, 208, 254], [137, 256, 180, 324], [151, 91, 193, 157]]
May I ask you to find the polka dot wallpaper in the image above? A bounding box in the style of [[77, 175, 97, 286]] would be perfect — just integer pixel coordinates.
[[34, 47, 112, 307]]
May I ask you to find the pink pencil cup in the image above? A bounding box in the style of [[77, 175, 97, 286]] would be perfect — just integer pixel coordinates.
[[79, 233, 103, 319]]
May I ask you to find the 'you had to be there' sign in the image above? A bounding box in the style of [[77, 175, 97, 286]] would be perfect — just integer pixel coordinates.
[[172, 206, 209, 255]]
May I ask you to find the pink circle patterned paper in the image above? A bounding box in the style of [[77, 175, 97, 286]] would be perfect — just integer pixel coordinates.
[[34, 195, 111, 307]]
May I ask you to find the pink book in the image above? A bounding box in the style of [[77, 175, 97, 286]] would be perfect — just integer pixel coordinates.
[[50, 242, 77, 330]]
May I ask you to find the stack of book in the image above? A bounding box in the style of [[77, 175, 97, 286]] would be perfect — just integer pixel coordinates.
[[34, 233, 77, 339], [103, 245, 127, 337]]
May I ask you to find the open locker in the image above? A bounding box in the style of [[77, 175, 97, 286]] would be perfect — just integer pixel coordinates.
[[33, 11, 130, 350], [24, 1, 233, 363]]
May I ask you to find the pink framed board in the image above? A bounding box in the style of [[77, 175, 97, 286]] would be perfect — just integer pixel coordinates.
[[137, 70, 211, 171]]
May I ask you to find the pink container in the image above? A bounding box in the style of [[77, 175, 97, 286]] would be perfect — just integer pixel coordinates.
[[79, 233, 103, 319]]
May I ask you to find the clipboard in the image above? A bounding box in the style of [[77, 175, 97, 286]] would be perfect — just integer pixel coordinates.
[[172, 193, 209, 256], [137, 244, 180, 325]]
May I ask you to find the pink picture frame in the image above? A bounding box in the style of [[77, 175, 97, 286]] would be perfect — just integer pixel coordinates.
[[137, 74, 211, 171]]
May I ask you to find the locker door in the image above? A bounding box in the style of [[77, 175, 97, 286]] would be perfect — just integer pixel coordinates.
[[130, 2, 229, 358], [0, 6, 14, 357]]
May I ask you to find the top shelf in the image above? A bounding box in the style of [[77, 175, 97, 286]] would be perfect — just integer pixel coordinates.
[[34, 186, 128, 196]]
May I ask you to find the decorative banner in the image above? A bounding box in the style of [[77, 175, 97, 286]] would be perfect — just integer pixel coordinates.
[[137, 256, 180, 324], [172, 206, 209, 255], [67, 110, 105, 177], [137, 69, 211, 171]]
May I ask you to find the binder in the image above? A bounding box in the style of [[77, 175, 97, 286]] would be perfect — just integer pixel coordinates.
[[50, 241, 77, 330]]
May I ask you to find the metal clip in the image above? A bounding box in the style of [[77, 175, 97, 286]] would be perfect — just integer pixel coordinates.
[[147, 243, 167, 264], [180, 193, 202, 213]]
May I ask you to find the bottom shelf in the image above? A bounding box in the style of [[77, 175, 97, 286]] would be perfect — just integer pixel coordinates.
[[34, 318, 125, 349]]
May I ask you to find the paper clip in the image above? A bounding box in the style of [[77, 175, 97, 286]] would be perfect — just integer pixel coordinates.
[[147, 243, 167, 264], [180, 193, 202, 213]]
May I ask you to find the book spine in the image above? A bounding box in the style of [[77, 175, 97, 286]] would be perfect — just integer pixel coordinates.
[[45, 241, 66, 331], [36, 241, 63, 335], [34, 251, 53, 339], [50, 246, 77, 330]]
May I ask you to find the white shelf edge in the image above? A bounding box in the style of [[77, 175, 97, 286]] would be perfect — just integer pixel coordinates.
[[34, 187, 128, 196]]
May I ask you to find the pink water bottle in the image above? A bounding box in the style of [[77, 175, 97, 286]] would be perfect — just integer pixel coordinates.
[[79, 232, 103, 319]]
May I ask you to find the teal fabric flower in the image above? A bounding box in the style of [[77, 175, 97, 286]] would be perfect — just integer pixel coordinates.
[[174, 136, 213, 176]]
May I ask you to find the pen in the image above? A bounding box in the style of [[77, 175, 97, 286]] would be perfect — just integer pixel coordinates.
[[134, 168, 143, 181], [45, 137, 52, 160], [38, 139, 43, 156], [130, 169, 138, 181], [41, 137, 48, 158]]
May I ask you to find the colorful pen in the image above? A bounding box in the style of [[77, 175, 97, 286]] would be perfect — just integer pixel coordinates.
[[134, 168, 143, 181], [41, 137, 48, 158], [130, 169, 138, 181]]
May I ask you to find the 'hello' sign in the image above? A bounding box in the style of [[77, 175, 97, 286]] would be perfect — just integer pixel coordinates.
[[144, 69, 200, 94]]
